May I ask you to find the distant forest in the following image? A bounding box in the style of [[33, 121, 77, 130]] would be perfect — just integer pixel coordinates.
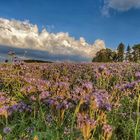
[[93, 43, 140, 63], [3, 43, 140, 63]]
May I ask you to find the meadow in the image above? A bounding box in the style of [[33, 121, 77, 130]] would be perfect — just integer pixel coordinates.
[[0, 61, 140, 140]]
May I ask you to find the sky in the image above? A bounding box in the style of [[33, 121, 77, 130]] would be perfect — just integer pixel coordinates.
[[0, 0, 140, 61]]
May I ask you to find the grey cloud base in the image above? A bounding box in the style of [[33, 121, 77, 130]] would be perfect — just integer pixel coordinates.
[[0, 45, 91, 62]]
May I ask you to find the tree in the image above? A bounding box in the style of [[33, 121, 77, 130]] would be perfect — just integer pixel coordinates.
[[92, 48, 115, 62], [132, 44, 140, 62], [111, 51, 118, 62], [117, 43, 125, 62], [126, 45, 132, 62]]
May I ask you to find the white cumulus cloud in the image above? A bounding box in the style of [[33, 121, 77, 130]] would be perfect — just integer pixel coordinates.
[[0, 18, 106, 61], [102, 0, 140, 16]]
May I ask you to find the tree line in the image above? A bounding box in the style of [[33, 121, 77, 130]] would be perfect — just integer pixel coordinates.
[[92, 43, 140, 63]]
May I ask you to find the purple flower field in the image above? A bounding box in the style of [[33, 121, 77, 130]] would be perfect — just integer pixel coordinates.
[[0, 62, 140, 140]]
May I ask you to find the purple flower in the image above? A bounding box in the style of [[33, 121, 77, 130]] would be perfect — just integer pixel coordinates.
[[125, 83, 135, 90], [11, 104, 18, 111], [102, 124, 113, 133], [82, 82, 93, 91], [56, 100, 70, 110], [3, 127, 12, 134], [98, 65, 106, 72], [116, 81, 138, 91], [105, 103, 112, 111], [39, 91, 50, 100], [9, 102, 31, 113], [77, 113, 97, 129], [93, 90, 111, 111], [135, 72, 140, 80], [47, 99, 55, 105], [30, 95, 37, 101]]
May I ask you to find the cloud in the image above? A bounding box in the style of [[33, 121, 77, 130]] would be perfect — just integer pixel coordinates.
[[0, 45, 90, 62], [0, 18, 105, 62], [102, 0, 140, 16]]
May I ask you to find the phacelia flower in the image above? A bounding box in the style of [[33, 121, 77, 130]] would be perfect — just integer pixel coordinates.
[[135, 72, 140, 80], [3, 127, 12, 134]]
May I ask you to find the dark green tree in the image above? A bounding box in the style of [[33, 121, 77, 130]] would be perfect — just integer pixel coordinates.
[[132, 44, 140, 62], [126, 45, 132, 62], [117, 43, 125, 62], [111, 51, 118, 62], [92, 48, 115, 62]]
